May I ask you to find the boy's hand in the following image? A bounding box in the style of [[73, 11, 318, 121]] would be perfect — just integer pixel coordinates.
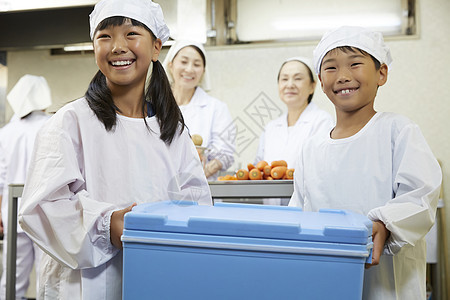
[[110, 203, 136, 250], [365, 221, 390, 269]]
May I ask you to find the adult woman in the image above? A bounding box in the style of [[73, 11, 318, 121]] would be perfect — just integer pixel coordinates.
[[256, 57, 334, 167], [256, 57, 334, 205], [163, 40, 235, 180]]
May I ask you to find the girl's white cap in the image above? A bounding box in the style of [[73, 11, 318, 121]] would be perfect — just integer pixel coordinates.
[[89, 0, 170, 43], [162, 40, 212, 92], [7, 75, 52, 118], [313, 26, 393, 75]]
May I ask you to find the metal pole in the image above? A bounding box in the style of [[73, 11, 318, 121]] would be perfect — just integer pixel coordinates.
[[6, 184, 24, 300]]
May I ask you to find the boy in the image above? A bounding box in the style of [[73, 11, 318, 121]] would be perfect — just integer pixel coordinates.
[[289, 26, 442, 299]]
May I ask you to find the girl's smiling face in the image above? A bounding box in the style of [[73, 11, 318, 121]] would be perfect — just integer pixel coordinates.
[[318, 48, 387, 114], [168, 46, 205, 90], [93, 18, 161, 91]]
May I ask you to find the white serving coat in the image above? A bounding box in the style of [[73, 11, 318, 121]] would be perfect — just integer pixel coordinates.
[[0, 111, 49, 299], [0, 112, 50, 232], [290, 112, 442, 299], [179, 87, 235, 174], [255, 102, 333, 167], [18, 98, 212, 300]]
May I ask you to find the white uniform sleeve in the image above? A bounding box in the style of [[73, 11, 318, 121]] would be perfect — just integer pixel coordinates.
[[367, 124, 442, 255], [0, 136, 6, 196], [18, 123, 119, 270], [289, 145, 305, 208], [254, 131, 265, 165], [168, 128, 212, 206], [310, 112, 334, 137], [206, 102, 235, 171]]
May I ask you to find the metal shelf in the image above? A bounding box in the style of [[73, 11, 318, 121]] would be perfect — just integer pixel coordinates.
[[6, 184, 24, 300]]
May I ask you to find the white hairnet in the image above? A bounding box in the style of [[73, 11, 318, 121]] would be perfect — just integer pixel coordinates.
[[89, 0, 170, 43], [282, 56, 316, 82], [313, 26, 393, 75], [7, 75, 52, 118], [162, 40, 211, 92]]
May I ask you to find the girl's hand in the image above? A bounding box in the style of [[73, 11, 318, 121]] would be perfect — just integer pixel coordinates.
[[110, 203, 136, 250], [365, 220, 390, 269]]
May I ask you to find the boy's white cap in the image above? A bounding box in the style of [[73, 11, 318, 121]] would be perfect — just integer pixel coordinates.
[[7, 75, 52, 118], [89, 0, 170, 43], [282, 56, 316, 82], [313, 26, 393, 75], [162, 40, 211, 92]]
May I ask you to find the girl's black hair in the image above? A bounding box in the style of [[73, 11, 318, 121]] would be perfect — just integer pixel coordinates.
[[85, 16, 184, 144], [277, 60, 315, 104]]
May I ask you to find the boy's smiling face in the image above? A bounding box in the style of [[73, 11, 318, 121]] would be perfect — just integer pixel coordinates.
[[318, 47, 388, 114]]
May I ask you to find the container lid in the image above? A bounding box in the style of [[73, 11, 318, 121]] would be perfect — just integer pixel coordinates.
[[124, 201, 372, 245]]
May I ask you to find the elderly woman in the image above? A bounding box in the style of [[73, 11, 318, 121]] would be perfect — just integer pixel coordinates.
[[256, 57, 333, 167], [163, 40, 235, 180], [256, 57, 334, 205]]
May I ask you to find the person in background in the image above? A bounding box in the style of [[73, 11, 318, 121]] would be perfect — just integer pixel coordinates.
[[18, 1, 212, 299], [289, 26, 442, 299], [0, 74, 52, 299], [255, 57, 333, 205], [163, 40, 235, 180]]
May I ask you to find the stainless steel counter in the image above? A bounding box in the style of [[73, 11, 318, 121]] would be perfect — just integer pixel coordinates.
[[208, 180, 294, 199]]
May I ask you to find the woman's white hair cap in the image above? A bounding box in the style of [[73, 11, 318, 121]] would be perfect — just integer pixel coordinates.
[[89, 0, 170, 43], [283, 56, 316, 82], [313, 26, 393, 75], [7, 75, 52, 118], [162, 40, 212, 91]]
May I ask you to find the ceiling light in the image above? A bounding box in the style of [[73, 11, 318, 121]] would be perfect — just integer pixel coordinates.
[[63, 43, 93, 52]]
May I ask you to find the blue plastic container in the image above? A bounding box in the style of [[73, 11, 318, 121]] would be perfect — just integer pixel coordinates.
[[122, 201, 372, 300]]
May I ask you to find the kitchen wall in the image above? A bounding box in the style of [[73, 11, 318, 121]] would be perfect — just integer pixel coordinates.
[[4, 0, 450, 287]]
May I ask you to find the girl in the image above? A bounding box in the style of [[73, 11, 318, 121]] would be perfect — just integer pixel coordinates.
[[162, 40, 236, 180], [18, 1, 212, 299]]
